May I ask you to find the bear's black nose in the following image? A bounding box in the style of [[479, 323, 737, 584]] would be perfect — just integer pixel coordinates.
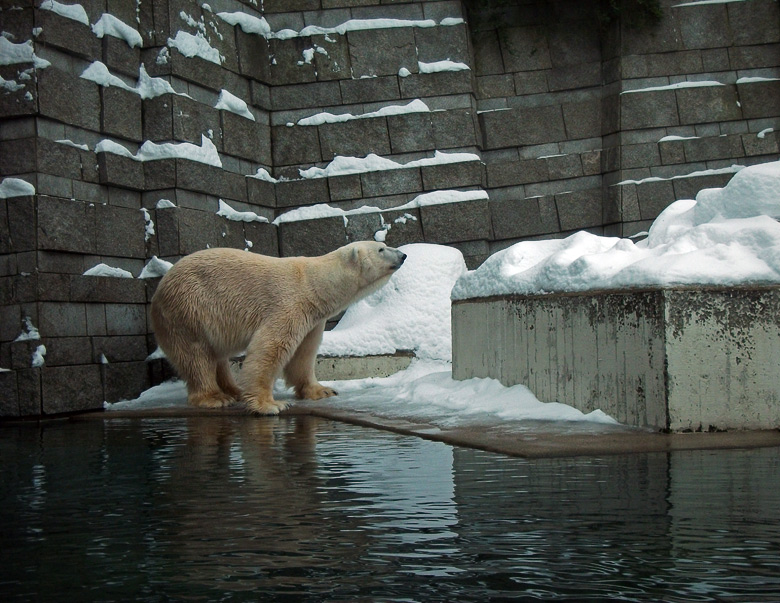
[[397, 252, 407, 265]]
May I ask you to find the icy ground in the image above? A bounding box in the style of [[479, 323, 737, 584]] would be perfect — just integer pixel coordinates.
[[109, 161, 780, 429]]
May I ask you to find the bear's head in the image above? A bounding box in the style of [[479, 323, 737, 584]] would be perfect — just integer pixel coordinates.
[[342, 241, 407, 293]]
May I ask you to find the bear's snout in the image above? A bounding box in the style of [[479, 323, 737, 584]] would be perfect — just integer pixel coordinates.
[[394, 251, 407, 268]]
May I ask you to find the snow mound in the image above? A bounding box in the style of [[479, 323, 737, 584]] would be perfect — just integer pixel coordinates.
[[320, 244, 467, 361], [453, 160, 780, 299]]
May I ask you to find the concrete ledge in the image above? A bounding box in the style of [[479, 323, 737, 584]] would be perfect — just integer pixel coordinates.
[[316, 352, 414, 381], [452, 286, 780, 432]]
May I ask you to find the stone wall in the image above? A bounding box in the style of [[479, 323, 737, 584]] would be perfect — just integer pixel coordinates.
[[1, 0, 779, 416]]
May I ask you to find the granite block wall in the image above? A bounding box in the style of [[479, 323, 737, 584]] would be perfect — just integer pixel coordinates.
[[1, 0, 778, 417]]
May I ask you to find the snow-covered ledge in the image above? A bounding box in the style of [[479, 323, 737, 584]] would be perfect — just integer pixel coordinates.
[[452, 287, 780, 432], [451, 161, 780, 432]]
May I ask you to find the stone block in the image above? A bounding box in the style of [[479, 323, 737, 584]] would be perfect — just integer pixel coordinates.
[[621, 143, 662, 170], [678, 3, 731, 50], [93, 335, 149, 363], [487, 158, 549, 188], [0, 370, 19, 417], [244, 222, 279, 257], [672, 172, 733, 202], [471, 29, 504, 76], [676, 85, 742, 125], [17, 368, 41, 416], [490, 196, 560, 239], [236, 28, 272, 82], [581, 150, 602, 176], [340, 76, 401, 104], [102, 35, 141, 78], [387, 112, 435, 154], [742, 131, 779, 157], [37, 196, 96, 254], [380, 209, 424, 248], [143, 94, 222, 147], [319, 118, 391, 159], [414, 22, 470, 64], [221, 112, 271, 165], [71, 275, 147, 303], [102, 361, 151, 403], [420, 199, 492, 244], [620, 90, 679, 130], [659, 139, 686, 165], [729, 0, 780, 45], [329, 174, 362, 201], [41, 337, 93, 367], [7, 196, 36, 253], [432, 108, 478, 149], [476, 74, 515, 99], [37, 68, 101, 131], [39, 302, 87, 337], [36, 273, 71, 302], [312, 33, 352, 82], [278, 216, 348, 257], [98, 152, 145, 191], [271, 81, 343, 111], [345, 212, 384, 243], [399, 70, 473, 99], [177, 208, 222, 254], [546, 154, 583, 180], [555, 188, 602, 231], [683, 135, 745, 163], [144, 159, 176, 191], [481, 106, 566, 150], [41, 364, 103, 414], [268, 37, 318, 85], [728, 44, 780, 70], [155, 206, 180, 256], [421, 161, 485, 191], [737, 80, 780, 120], [562, 99, 602, 140], [272, 125, 322, 166], [102, 86, 143, 142], [105, 304, 147, 336], [0, 65, 37, 118], [636, 180, 676, 220], [246, 176, 276, 208], [168, 50, 228, 93], [86, 303, 107, 336], [36, 9, 100, 59], [275, 178, 330, 208], [361, 168, 422, 198], [11, 339, 42, 370], [0, 137, 35, 176], [176, 160, 247, 202], [498, 25, 552, 72], [347, 27, 417, 77], [513, 71, 548, 96], [548, 63, 601, 92]]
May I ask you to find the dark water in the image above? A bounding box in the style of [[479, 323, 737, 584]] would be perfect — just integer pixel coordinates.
[[1, 417, 779, 602]]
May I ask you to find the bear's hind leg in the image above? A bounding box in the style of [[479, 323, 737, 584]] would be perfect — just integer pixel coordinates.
[[284, 321, 338, 401], [183, 343, 234, 409], [216, 359, 242, 403], [241, 328, 294, 415]]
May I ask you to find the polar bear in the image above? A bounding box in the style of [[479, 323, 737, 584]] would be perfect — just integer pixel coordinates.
[[150, 241, 406, 415]]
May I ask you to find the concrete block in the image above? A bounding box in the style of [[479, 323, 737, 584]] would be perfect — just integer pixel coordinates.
[[737, 80, 780, 120], [636, 180, 676, 220], [387, 112, 435, 154], [275, 178, 330, 208], [340, 76, 401, 104], [581, 150, 602, 176], [37, 196, 96, 254], [246, 177, 276, 209], [269, 37, 318, 85], [678, 3, 731, 49], [345, 212, 384, 243], [513, 71, 548, 96], [143, 94, 222, 147], [177, 207, 222, 254], [317, 352, 414, 381], [620, 90, 679, 130], [742, 131, 779, 157], [86, 303, 107, 336], [100, 86, 143, 142], [7, 196, 36, 253], [37, 68, 101, 131], [39, 302, 87, 337], [728, 44, 780, 70], [42, 364, 103, 414], [562, 99, 602, 141], [683, 135, 745, 162], [476, 74, 515, 99], [0, 138, 35, 176], [672, 172, 733, 202], [414, 22, 470, 64], [244, 222, 279, 257], [36, 273, 71, 302], [421, 161, 484, 191], [347, 27, 416, 78], [272, 125, 322, 166], [36, 9, 100, 59], [676, 85, 742, 125], [498, 25, 552, 72], [105, 304, 147, 336], [102, 361, 151, 404], [472, 29, 504, 76], [328, 174, 362, 201], [176, 160, 247, 202], [271, 81, 342, 111], [659, 139, 686, 165], [621, 143, 661, 170], [556, 188, 602, 231], [236, 28, 272, 82], [93, 335, 149, 363], [278, 216, 348, 257], [40, 337, 93, 367], [167, 49, 229, 92], [360, 168, 422, 198], [481, 105, 566, 150], [102, 33, 141, 78], [221, 112, 271, 165], [71, 274, 147, 303], [319, 118, 391, 159], [728, 0, 780, 46], [312, 33, 352, 82], [546, 154, 583, 180], [11, 339, 42, 370], [490, 196, 559, 239], [487, 158, 548, 188], [420, 199, 492, 244]]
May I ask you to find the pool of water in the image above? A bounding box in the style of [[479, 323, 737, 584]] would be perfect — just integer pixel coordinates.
[[1, 417, 779, 601]]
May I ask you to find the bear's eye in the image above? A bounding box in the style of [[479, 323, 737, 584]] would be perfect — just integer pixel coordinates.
[[378, 248, 384, 253]]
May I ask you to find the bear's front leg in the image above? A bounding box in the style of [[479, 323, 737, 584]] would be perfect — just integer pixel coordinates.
[[240, 326, 296, 415], [283, 321, 338, 401]]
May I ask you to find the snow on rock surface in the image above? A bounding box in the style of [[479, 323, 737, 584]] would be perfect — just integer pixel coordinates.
[[91, 13, 143, 48], [320, 244, 467, 361], [217, 199, 269, 223], [0, 38, 50, 68], [215, 89, 254, 120], [452, 160, 780, 300], [40, 0, 89, 26], [83, 263, 134, 278], [0, 177, 35, 198], [299, 150, 480, 179], [139, 256, 173, 279], [296, 99, 430, 126], [96, 135, 222, 167]]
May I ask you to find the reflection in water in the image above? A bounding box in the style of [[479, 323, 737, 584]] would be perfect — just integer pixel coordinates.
[[1, 417, 778, 601]]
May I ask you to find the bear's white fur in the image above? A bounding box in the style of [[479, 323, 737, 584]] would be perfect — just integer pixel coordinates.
[[150, 241, 406, 414]]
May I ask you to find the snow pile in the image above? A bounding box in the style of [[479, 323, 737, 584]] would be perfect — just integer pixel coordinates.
[[453, 160, 780, 299], [91, 13, 143, 48], [83, 263, 134, 278], [215, 89, 254, 120], [31, 345, 46, 368], [217, 199, 269, 223], [299, 150, 480, 179], [321, 244, 467, 361], [40, 0, 89, 25], [0, 178, 35, 198], [139, 256, 173, 279], [81, 62, 185, 100], [417, 59, 470, 73], [167, 30, 224, 64], [297, 99, 430, 126], [14, 317, 40, 342], [96, 135, 222, 168], [0, 37, 50, 68]]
